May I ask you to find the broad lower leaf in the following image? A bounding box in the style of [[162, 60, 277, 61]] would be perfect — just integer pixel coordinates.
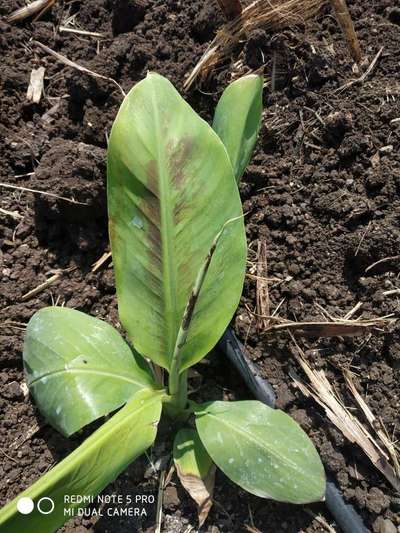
[[24, 306, 155, 436], [212, 74, 263, 183], [107, 72, 246, 372], [0, 389, 163, 533], [173, 428, 215, 527], [195, 400, 325, 504]]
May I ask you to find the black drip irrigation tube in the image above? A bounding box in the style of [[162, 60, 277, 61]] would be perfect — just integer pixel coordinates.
[[218, 327, 369, 533]]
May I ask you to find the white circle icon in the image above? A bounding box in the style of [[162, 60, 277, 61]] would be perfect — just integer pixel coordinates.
[[17, 497, 34, 515], [37, 497, 55, 515]]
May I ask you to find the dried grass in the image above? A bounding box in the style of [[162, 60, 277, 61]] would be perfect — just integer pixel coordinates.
[[6, 0, 55, 23], [184, 0, 326, 90], [329, 0, 361, 63], [33, 41, 126, 97], [291, 342, 400, 491], [256, 239, 269, 330], [263, 315, 392, 337], [21, 266, 76, 302]]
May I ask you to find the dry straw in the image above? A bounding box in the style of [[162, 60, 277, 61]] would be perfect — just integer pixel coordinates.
[[291, 343, 400, 492], [184, 0, 326, 90]]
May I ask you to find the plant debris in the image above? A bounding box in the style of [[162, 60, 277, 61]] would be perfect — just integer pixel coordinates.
[[329, 0, 362, 63], [26, 66, 45, 104], [291, 344, 400, 492], [33, 41, 126, 97], [6, 0, 56, 23], [184, 0, 326, 89]]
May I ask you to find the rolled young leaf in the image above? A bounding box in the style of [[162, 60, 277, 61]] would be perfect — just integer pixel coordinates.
[[195, 400, 325, 504], [24, 306, 155, 436], [173, 428, 215, 526], [212, 74, 263, 183], [107, 72, 246, 372], [0, 389, 163, 533]]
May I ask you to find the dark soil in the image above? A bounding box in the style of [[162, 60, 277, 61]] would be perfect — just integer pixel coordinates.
[[0, 0, 399, 532]]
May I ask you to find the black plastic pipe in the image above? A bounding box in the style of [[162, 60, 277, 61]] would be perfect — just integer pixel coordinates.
[[218, 327, 369, 533]]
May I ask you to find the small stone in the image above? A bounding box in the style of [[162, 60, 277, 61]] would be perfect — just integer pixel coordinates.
[[3, 381, 24, 401], [290, 409, 312, 431], [275, 383, 295, 410], [20, 381, 29, 399], [366, 487, 390, 514], [288, 263, 300, 276], [163, 486, 180, 511], [379, 145, 393, 153]]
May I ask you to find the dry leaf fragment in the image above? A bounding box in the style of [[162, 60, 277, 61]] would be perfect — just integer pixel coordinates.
[[27, 67, 45, 104], [173, 428, 215, 527], [177, 464, 216, 527], [370, 151, 380, 169]]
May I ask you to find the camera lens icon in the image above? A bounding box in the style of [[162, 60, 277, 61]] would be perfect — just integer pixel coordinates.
[[37, 497, 55, 514], [17, 497, 34, 515], [17, 496, 55, 515]]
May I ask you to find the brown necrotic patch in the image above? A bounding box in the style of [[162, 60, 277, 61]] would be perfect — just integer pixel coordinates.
[[136, 160, 161, 270], [169, 136, 195, 188], [146, 160, 160, 198]]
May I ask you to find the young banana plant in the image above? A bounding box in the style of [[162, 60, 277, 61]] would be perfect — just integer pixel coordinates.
[[0, 73, 325, 532]]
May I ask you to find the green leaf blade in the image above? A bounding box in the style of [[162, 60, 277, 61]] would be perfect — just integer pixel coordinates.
[[107, 72, 247, 372], [212, 74, 263, 183], [24, 307, 155, 436], [173, 428, 214, 479], [195, 400, 325, 504], [0, 389, 163, 533]]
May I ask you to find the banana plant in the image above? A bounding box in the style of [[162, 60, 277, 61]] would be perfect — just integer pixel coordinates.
[[0, 73, 325, 532]]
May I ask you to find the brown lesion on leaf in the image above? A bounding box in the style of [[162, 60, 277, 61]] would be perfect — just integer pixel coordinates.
[[169, 136, 195, 188], [146, 160, 160, 198], [181, 291, 197, 332], [139, 159, 162, 272]]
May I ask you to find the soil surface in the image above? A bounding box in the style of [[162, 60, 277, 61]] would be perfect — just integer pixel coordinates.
[[1, 0, 399, 532]]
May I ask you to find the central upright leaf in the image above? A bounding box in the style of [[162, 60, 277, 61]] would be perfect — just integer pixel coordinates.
[[107, 73, 246, 372]]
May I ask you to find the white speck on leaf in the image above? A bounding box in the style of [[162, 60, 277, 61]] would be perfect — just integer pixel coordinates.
[[130, 215, 144, 230]]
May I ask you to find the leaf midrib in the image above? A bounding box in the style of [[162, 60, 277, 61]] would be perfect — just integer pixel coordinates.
[[150, 80, 178, 364]]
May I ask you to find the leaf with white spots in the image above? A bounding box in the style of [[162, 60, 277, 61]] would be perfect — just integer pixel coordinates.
[[24, 306, 156, 436], [195, 400, 326, 504]]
